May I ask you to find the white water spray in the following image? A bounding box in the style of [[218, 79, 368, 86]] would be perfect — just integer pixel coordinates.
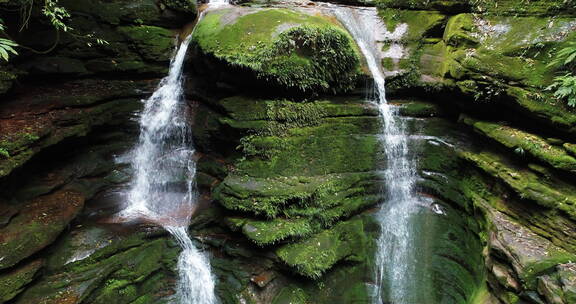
[[332, 6, 420, 304], [122, 27, 217, 304]]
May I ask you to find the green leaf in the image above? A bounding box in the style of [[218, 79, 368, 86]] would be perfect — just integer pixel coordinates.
[[565, 52, 576, 66], [0, 47, 8, 61]]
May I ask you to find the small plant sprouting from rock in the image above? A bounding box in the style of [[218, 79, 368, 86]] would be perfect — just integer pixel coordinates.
[[547, 42, 576, 108], [0, 147, 9, 158], [547, 75, 576, 107]]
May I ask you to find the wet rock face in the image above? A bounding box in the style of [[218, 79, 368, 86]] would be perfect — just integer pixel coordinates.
[[371, 0, 576, 303], [0, 0, 575, 303], [191, 93, 382, 302]]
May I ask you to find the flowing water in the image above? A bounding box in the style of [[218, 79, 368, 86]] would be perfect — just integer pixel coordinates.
[[121, 10, 222, 303], [332, 6, 423, 304]]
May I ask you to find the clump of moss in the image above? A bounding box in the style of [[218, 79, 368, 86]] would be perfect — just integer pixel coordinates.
[[462, 116, 576, 172], [275, 218, 368, 278], [193, 9, 361, 94]]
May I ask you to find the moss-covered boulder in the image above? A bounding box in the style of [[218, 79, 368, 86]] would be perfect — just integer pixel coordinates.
[[192, 8, 361, 94]]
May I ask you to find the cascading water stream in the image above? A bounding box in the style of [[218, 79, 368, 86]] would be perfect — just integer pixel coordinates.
[[332, 6, 421, 304], [121, 2, 230, 302], [123, 34, 217, 304]]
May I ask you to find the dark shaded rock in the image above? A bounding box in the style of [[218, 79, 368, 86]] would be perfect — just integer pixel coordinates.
[[0, 259, 44, 302], [0, 190, 85, 270]]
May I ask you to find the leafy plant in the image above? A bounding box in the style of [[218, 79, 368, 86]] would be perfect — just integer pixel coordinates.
[[0, 19, 18, 61], [548, 42, 576, 70], [546, 74, 576, 107], [1, 0, 108, 60], [546, 41, 576, 107], [0, 147, 9, 158], [42, 0, 71, 32]]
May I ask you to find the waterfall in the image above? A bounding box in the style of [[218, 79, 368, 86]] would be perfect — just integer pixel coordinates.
[[332, 6, 421, 304], [121, 17, 219, 304]]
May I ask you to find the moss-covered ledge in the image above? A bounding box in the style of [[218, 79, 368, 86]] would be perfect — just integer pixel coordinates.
[[192, 8, 362, 95], [0, 80, 148, 178], [461, 115, 576, 173]]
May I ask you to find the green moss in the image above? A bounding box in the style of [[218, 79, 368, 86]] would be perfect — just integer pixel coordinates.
[[0, 260, 43, 302], [17, 235, 178, 304], [376, 0, 575, 15], [520, 252, 576, 291], [564, 143, 576, 157], [226, 217, 316, 246], [275, 217, 368, 278], [237, 133, 379, 177], [443, 14, 478, 48], [0, 70, 17, 95], [272, 286, 308, 304], [379, 9, 446, 42], [506, 87, 576, 134], [118, 25, 174, 62], [462, 116, 576, 172], [0, 190, 84, 271], [398, 101, 444, 117], [461, 150, 576, 220], [193, 8, 360, 94], [214, 172, 378, 218], [160, 0, 196, 13]]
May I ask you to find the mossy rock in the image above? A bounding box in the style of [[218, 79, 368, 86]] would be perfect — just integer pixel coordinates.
[[215, 172, 380, 220], [15, 234, 178, 304], [0, 190, 84, 270], [226, 216, 316, 246], [377, 8, 447, 42], [118, 25, 175, 62], [0, 80, 142, 179], [462, 116, 576, 172], [192, 8, 361, 94], [376, 0, 469, 12], [275, 217, 369, 278], [160, 0, 196, 14], [398, 100, 446, 117], [0, 70, 17, 96], [0, 260, 43, 302], [236, 133, 380, 177], [60, 0, 196, 26], [376, 0, 576, 15], [461, 150, 576, 220]]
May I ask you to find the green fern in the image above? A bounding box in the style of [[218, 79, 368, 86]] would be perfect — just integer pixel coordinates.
[[0, 19, 18, 61], [547, 41, 576, 108], [546, 74, 576, 107], [548, 42, 576, 69]]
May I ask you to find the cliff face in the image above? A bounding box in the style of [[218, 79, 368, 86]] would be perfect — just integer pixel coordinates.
[[0, 0, 575, 303], [373, 1, 576, 303]]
